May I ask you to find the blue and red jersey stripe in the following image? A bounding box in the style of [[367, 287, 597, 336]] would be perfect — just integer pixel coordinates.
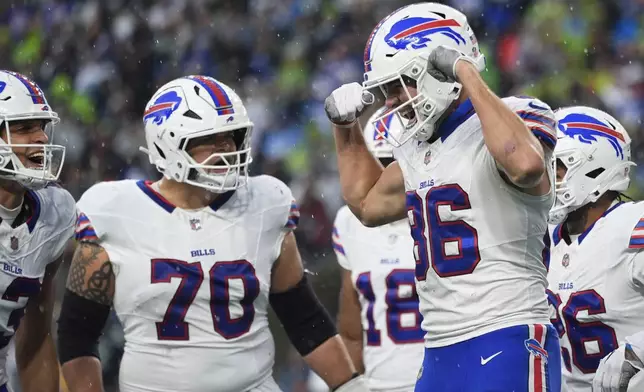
[[332, 226, 345, 256], [630, 219, 644, 249], [516, 110, 557, 149], [75, 212, 98, 241], [285, 201, 300, 230]]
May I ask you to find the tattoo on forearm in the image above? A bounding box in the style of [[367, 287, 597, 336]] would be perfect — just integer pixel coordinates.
[[67, 243, 114, 305]]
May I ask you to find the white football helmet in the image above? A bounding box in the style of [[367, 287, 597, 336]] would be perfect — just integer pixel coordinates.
[[548, 106, 635, 224], [362, 2, 485, 147], [140, 76, 253, 193], [0, 70, 64, 189], [363, 106, 405, 159]]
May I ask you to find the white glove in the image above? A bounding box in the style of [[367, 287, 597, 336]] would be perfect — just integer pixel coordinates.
[[593, 343, 644, 392], [334, 375, 371, 392], [626, 371, 644, 392], [324, 82, 374, 126]]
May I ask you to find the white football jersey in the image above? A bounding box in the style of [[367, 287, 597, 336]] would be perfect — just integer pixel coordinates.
[[75, 176, 299, 392], [547, 201, 644, 392], [333, 206, 424, 392], [394, 96, 557, 347], [0, 186, 75, 387]]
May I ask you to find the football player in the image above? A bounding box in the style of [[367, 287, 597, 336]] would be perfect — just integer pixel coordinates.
[[334, 107, 424, 391], [0, 70, 74, 391], [57, 75, 369, 392], [545, 106, 644, 392], [325, 3, 561, 391]]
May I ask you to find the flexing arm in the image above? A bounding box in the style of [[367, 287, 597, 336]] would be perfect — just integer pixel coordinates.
[[59, 242, 114, 392], [336, 268, 364, 373], [270, 232, 367, 391], [456, 63, 547, 192], [333, 121, 407, 226], [14, 258, 62, 392], [427, 46, 549, 193]]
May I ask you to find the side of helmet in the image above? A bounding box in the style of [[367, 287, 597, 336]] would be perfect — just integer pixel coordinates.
[[141, 76, 254, 193]]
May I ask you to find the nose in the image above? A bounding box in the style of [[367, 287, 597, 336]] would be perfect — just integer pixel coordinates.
[[385, 95, 399, 109], [32, 125, 49, 144], [214, 133, 235, 152]]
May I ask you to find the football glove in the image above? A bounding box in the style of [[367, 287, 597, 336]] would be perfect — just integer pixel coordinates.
[[593, 332, 644, 392], [325, 82, 374, 126], [427, 44, 479, 83]]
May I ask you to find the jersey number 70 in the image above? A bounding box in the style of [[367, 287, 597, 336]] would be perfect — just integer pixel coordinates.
[[151, 259, 260, 341], [406, 184, 481, 280]]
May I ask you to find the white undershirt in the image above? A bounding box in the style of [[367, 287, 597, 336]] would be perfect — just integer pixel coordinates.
[[0, 199, 23, 226]]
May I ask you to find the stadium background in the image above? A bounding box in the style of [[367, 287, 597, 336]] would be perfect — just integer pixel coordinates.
[[2, 0, 643, 390]]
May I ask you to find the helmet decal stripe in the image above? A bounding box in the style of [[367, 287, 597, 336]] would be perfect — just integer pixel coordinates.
[[558, 112, 627, 158], [392, 19, 462, 42], [189, 76, 235, 115], [3, 71, 46, 105], [363, 5, 410, 73], [564, 122, 625, 142]]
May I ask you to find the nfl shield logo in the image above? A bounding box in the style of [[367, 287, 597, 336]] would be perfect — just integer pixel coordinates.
[[424, 150, 432, 164], [189, 218, 202, 231], [10, 236, 18, 251], [562, 253, 570, 268]]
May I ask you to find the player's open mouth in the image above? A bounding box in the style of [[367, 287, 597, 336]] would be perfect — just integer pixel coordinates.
[[400, 106, 416, 121], [26, 151, 45, 168]]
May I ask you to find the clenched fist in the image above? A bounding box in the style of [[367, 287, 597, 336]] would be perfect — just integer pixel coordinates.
[[427, 45, 480, 83], [325, 82, 374, 126]]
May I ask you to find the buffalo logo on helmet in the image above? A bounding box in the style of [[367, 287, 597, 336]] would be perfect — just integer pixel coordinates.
[[384, 17, 465, 51], [558, 113, 626, 159], [143, 90, 183, 126]]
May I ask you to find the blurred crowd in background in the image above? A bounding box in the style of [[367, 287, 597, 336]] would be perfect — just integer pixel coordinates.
[[2, 0, 643, 391]]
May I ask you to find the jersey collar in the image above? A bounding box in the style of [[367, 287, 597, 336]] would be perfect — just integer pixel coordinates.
[[137, 180, 235, 213], [437, 98, 476, 142], [577, 201, 624, 244], [553, 201, 624, 246], [5, 190, 41, 233]]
